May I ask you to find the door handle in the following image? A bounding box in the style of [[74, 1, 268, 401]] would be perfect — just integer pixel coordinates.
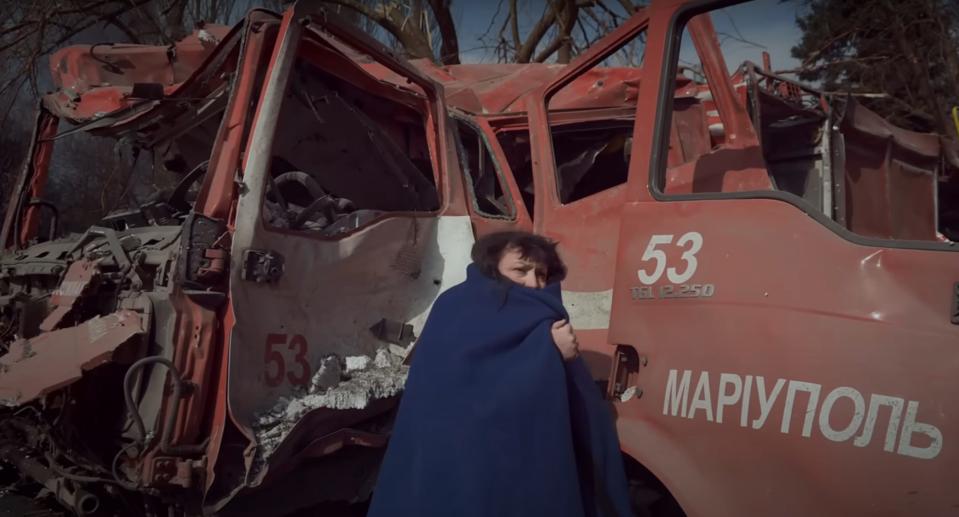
[[607, 345, 642, 400]]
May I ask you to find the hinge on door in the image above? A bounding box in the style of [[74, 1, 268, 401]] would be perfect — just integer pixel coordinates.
[[951, 282, 959, 324], [607, 345, 641, 401], [241, 249, 284, 283]]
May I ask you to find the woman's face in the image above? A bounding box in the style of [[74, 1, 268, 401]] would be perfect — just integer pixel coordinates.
[[497, 247, 547, 289]]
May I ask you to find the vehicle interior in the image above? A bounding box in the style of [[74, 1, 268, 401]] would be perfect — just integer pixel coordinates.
[[263, 37, 439, 238]]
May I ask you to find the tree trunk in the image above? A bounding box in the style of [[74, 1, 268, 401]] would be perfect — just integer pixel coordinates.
[[515, 5, 558, 63], [394, 31, 435, 61], [428, 0, 460, 65], [555, 0, 578, 63], [533, 0, 577, 63]]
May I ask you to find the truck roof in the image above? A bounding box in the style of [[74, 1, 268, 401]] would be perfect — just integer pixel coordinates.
[[42, 12, 653, 126]]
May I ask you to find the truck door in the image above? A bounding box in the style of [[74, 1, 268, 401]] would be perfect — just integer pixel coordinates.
[[223, 4, 473, 483], [606, 1, 959, 516], [525, 13, 649, 380]]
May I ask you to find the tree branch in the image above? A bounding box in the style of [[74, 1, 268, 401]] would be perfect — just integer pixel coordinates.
[[800, 28, 858, 68], [615, 0, 637, 14], [515, 4, 558, 62], [575, 15, 592, 48], [534, 0, 578, 63], [775, 55, 889, 75], [427, 0, 460, 64], [477, 0, 505, 42], [0, 76, 27, 131], [126, 0, 175, 44], [0, 30, 35, 55], [39, 2, 148, 56], [55, 0, 127, 18], [105, 14, 142, 43], [320, 0, 434, 59], [0, 20, 40, 38], [509, 0, 520, 53], [593, 0, 624, 24]]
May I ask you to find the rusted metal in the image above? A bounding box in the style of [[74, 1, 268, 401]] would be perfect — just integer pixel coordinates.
[[838, 99, 946, 240]]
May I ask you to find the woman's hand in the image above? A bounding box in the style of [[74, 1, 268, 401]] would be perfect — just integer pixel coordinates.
[[551, 320, 579, 361]]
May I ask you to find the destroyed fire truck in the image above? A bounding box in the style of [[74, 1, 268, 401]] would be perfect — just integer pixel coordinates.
[[1, 0, 957, 515]]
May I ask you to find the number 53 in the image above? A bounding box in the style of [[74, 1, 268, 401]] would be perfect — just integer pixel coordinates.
[[264, 333, 311, 388], [637, 232, 703, 285]]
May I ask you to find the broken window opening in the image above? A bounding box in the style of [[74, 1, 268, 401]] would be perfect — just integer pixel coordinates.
[[545, 29, 646, 205], [40, 106, 226, 237], [495, 129, 535, 220], [263, 52, 439, 237], [551, 120, 633, 204], [454, 119, 514, 219]]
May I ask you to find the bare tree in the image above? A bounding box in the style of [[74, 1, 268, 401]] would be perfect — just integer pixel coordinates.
[[0, 0, 646, 104], [308, 0, 460, 64], [476, 0, 643, 65], [0, 0, 254, 228]]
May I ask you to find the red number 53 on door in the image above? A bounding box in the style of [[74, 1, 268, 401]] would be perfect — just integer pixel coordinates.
[[264, 333, 311, 388]]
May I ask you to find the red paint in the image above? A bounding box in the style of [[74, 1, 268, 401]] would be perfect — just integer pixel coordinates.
[[6, 1, 957, 514], [263, 334, 312, 388], [263, 333, 311, 388], [263, 333, 287, 388]]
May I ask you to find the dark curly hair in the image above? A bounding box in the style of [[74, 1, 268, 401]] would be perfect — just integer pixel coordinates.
[[470, 231, 567, 285]]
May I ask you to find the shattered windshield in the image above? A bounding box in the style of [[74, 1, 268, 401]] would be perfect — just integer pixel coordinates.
[[260, 34, 439, 237], [42, 113, 221, 235]]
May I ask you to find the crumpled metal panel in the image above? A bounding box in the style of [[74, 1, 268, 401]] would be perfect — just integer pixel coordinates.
[[39, 259, 99, 332], [840, 99, 946, 240], [43, 25, 230, 122], [841, 99, 944, 158], [0, 310, 145, 406]]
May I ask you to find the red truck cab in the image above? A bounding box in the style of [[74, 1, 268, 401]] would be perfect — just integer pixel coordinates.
[[0, 1, 956, 516]]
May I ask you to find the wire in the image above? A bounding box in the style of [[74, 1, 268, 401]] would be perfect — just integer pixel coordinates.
[[123, 356, 182, 449], [111, 442, 140, 489], [44, 452, 127, 487], [121, 355, 207, 455]]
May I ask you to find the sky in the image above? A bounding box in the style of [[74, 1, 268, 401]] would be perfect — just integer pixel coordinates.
[[225, 0, 807, 70], [445, 0, 806, 71], [691, 0, 805, 73], [4, 0, 810, 125], [14, 0, 810, 73]]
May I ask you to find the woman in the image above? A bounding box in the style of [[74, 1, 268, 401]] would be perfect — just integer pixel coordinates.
[[471, 231, 580, 361], [368, 231, 630, 517]]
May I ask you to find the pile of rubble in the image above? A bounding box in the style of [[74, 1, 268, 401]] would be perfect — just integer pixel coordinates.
[[253, 347, 409, 459]]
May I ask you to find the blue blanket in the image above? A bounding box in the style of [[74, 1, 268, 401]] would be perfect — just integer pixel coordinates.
[[368, 265, 631, 517]]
